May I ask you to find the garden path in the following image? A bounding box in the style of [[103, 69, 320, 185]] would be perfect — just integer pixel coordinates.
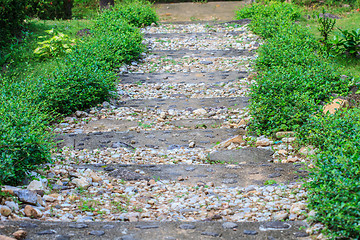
[[0, 15, 312, 240]]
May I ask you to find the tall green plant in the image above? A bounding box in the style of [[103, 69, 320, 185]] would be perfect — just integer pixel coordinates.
[[318, 10, 336, 44]]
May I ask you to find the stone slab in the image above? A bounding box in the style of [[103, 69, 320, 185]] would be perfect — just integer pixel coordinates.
[[79, 162, 308, 187], [159, 19, 251, 26], [209, 149, 274, 164], [116, 97, 250, 110], [145, 31, 245, 39], [83, 119, 139, 132], [82, 119, 225, 132], [0, 221, 308, 240], [151, 49, 255, 58], [56, 128, 242, 150], [170, 119, 223, 128], [118, 71, 248, 84]]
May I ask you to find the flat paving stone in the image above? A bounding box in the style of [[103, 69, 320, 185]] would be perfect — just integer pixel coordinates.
[[152, 49, 255, 58], [0, 221, 307, 240], [144, 31, 245, 39], [118, 71, 248, 84], [56, 128, 241, 150], [209, 148, 274, 164], [75, 162, 308, 187], [116, 97, 249, 110], [170, 119, 223, 128], [80, 119, 225, 133]]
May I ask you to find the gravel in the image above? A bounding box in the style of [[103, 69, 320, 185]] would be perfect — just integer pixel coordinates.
[[0, 21, 311, 228]]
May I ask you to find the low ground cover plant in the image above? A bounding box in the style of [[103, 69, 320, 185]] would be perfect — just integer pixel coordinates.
[[298, 109, 360, 238], [0, 76, 53, 185]]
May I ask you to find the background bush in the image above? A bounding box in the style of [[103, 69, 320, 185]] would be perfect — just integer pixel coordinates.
[[92, 11, 145, 66], [292, 0, 360, 7], [0, 76, 53, 185], [236, 2, 301, 38], [26, 0, 73, 20], [0, 0, 28, 48], [114, 0, 158, 27]]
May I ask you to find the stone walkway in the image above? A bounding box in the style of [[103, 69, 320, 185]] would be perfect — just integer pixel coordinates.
[[0, 20, 313, 240]]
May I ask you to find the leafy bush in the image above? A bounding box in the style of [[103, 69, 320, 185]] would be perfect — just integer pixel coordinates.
[[0, 0, 155, 186], [332, 28, 360, 57], [0, 77, 53, 185], [292, 0, 360, 7], [298, 109, 360, 238], [34, 29, 76, 60], [236, 2, 350, 134], [26, 0, 73, 20], [255, 26, 318, 70], [238, 1, 360, 238], [36, 52, 116, 115], [0, 0, 28, 48], [92, 15, 145, 67], [112, 0, 158, 27], [249, 65, 348, 134], [236, 2, 301, 38]]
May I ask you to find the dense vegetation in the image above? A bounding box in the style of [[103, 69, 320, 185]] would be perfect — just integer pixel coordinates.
[[237, 1, 360, 238], [236, 2, 351, 135], [0, 0, 158, 185]]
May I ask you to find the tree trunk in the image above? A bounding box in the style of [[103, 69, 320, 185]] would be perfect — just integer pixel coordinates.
[[63, 0, 73, 19], [99, 0, 114, 10]]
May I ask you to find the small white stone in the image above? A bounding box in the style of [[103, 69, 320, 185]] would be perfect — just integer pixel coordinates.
[[193, 108, 207, 115], [72, 177, 90, 189], [27, 179, 48, 191], [0, 205, 12, 217]]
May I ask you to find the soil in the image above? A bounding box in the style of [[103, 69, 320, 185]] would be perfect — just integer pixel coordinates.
[[154, 1, 251, 22]]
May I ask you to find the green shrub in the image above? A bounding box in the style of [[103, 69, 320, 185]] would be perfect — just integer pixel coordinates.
[[292, 0, 360, 7], [0, 76, 53, 185], [255, 26, 318, 70], [236, 2, 351, 134], [26, 0, 73, 20], [298, 109, 360, 238], [116, 0, 158, 27], [36, 52, 116, 115], [96, 1, 158, 29], [249, 65, 347, 134], [238, 1, 359, 238], [92, 15, 145, 67], [34, 29, 76, 60], [0, 0, 155, 186], [0, 0, 28, 48], [332, 28, 360, 57], [236, 2, 301, 38]]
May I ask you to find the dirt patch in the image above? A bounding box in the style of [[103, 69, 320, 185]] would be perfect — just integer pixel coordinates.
[[154, 1, 251, 22]]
